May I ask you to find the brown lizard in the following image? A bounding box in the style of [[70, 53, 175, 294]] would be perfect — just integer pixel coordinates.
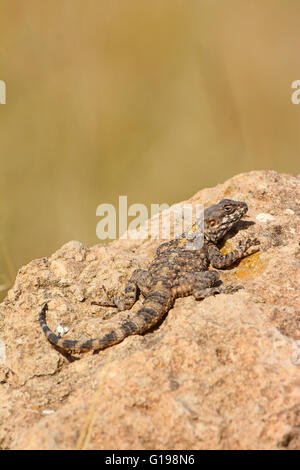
[[39, 199, 260, 353]]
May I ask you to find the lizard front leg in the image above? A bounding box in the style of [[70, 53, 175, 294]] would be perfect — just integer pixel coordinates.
[[208, 238, 260, 269]]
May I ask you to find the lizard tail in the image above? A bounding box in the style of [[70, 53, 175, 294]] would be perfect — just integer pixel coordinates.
[[39, 303, 131, 352], [39, 293, 171, 353]]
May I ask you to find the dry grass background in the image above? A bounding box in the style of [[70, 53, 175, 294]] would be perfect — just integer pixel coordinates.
[[0, 0, 299, 300]]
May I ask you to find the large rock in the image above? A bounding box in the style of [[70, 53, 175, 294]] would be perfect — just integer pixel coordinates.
[[0, 170, 299, 450]]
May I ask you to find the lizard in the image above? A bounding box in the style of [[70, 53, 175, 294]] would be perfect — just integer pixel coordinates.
[[39, 198, 260, 353]]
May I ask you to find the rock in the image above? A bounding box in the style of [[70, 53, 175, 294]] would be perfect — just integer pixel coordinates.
[[0, 170, 299, 450]]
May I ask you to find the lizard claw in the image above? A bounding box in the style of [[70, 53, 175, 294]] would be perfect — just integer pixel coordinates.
[[245, 237, 260, 248], [222, 284, 244, 294], [244, 237, 260, 256], [91, 285, 119, 307], [238, 237, 260, 254]]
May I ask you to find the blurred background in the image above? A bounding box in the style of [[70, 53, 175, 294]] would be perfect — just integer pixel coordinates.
[[0, 0, 299, 299]]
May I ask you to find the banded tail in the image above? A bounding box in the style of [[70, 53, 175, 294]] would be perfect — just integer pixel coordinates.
[[39, 289, 172, 353]]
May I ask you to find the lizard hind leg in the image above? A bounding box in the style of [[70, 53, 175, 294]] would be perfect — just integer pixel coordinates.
[[190, 271, 221, 301], [171, 270, 220, 300], [189, 270, 243, 300], [193, 281, 244, 300], [193, 286, 223, 300]]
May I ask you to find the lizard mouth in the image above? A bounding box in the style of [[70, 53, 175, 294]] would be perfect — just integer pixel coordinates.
[[238, 202, 248, 219]]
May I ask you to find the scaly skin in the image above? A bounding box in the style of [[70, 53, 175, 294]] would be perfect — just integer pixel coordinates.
[[39, 199, 260, 353]]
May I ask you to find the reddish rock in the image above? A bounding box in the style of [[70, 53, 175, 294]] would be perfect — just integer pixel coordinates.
[[0, 170, 299, 449]]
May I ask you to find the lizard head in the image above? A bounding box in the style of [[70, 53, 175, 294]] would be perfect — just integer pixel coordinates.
[[204, 199, 248, 243]]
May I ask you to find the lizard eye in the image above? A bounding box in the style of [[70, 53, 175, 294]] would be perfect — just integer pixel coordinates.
[[224, 206, 232, 212], [209, 220, 216, 227]]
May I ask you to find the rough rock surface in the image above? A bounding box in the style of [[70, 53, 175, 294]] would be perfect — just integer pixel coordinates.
[[0, 170, 299, 450]]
